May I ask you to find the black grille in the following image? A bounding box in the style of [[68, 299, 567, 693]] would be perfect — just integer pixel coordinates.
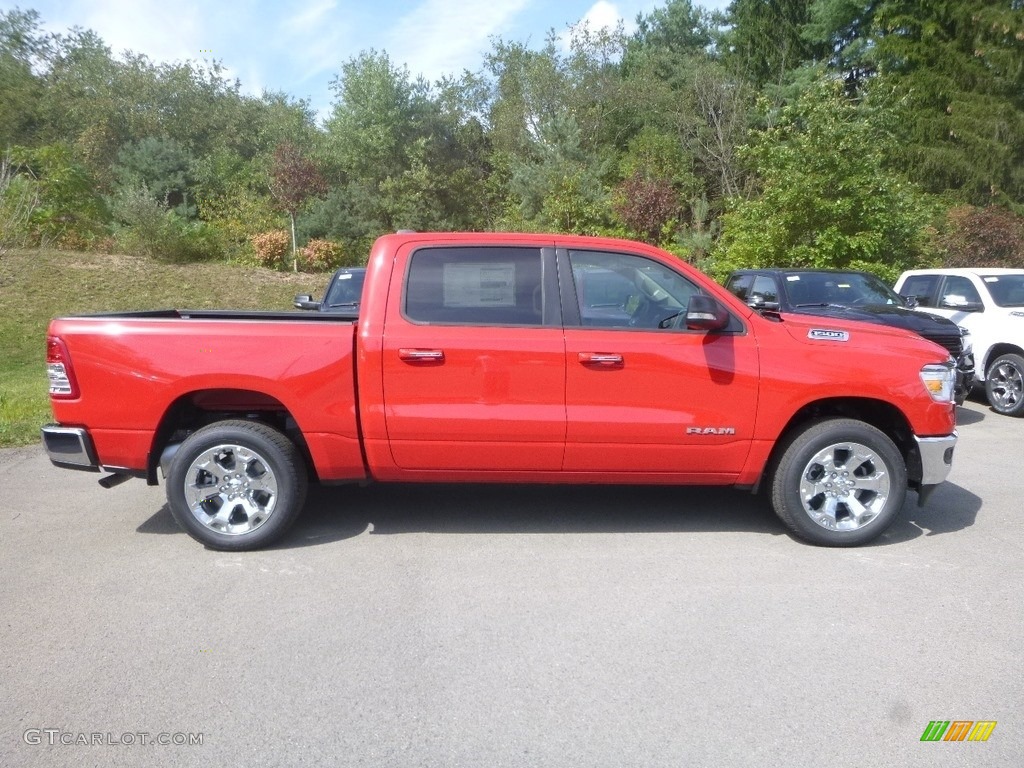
[[922, 331, 962, 357]]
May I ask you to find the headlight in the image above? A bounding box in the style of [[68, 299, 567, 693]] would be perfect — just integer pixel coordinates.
[[920, 362, 956, 403], [957, 325, 973, 353]]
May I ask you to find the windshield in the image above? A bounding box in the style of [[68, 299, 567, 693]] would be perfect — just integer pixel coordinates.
[[980, 274, 1024, 307], [784, 271, 903, 307], [323, 270, 366, 306]]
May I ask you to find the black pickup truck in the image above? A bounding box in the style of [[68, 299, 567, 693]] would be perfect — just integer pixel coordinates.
[[294, 267, 366, 312], [725, 269, 974, 404]]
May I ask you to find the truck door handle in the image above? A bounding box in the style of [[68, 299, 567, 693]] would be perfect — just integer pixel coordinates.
[[399, 348, 445, 363], [578, 352, 623, 367]]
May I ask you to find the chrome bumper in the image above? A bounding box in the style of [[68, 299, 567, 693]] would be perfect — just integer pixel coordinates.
[[41, 425, 100, 472], [913, 431, 957, 504]]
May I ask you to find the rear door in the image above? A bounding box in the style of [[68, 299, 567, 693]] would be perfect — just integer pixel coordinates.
[[381, 243, 566, 471], [560, 247, 759, 478]]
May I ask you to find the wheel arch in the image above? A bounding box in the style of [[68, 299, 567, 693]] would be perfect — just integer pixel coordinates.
[[756, 397, 920, 493], [145, 388, 314, 485], [983, 343, 1024, 375]]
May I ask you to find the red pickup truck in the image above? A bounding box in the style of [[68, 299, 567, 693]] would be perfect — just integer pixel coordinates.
[[43, 232, 958, 550]]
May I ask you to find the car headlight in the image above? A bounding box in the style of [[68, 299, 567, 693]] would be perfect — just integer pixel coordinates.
[[957, 325, 973, 353], [920, 362, 956, 403]]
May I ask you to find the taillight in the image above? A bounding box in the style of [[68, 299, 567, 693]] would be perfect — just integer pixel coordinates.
[[46, 335, 79, 399]]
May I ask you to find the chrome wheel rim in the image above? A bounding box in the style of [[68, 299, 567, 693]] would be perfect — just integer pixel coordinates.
[[183, 444, 278, 535], [798, 441, 890, 531], [989, 362, 1023, 410]]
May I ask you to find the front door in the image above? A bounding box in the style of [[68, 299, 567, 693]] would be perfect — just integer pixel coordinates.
[[561, 248, 759, 478]]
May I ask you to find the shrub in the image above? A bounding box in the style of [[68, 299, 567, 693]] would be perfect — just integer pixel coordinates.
[[937, 205, 1024, 269], [0, 156, 38, 255], [297, 238, 343, 272], [111, 185, 223, 262], [249, 230, 290, 268]]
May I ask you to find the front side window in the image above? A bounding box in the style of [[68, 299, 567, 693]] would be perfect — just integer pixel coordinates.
[[750, 276, 780, 307], [940, 276, 983, 309], [405, 247, 544, 325], [568, 250, 701, 330]]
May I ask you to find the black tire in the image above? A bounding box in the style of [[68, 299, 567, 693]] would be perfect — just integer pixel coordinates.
[[985, 353, 1024, 417], [166, 420, 308, 551], [770, 419, 907, 547]]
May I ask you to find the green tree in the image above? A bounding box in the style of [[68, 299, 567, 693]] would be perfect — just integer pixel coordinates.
[[805, 0, 1024, 205], [114, 137, 195, 213], [0, 9, 49, 147], [713, 77, 935, 281], [721, 0, 818, 87]]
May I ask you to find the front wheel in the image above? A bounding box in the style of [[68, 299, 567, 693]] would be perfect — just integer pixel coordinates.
[[770, 419, 907, 547], [985, 353, 1024, 416], [166, 420, 308, 551]]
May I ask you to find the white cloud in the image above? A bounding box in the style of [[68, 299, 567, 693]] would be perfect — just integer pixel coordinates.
[[558, 1, 637, 53], [384, 0, 533, 81], [284, 0, 338, 35], [70, 0, 207, 63]]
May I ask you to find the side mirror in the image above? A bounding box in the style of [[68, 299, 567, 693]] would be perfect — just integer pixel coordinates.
[[747, 293, 780, 311], [900, 293, 919, 309], [294, 294, 322, 310], [686, 295, 730, 331]]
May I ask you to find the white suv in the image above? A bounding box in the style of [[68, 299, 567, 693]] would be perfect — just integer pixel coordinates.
[[895, 268, 1024, 416]]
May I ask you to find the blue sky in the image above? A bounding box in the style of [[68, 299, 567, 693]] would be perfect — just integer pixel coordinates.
[[18, 0, 730, 121]]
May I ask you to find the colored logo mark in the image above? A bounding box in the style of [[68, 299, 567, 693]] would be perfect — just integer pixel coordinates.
[[920, 720, 997, 742]]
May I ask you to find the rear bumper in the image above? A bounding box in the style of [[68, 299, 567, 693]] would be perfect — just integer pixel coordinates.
[[41, 424, 100, 472], [913, 431, 957, 505]]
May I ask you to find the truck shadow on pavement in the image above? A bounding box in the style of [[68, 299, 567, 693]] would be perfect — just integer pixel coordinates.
[[954, 405, 986, 425], [136, 479, 982, 549]]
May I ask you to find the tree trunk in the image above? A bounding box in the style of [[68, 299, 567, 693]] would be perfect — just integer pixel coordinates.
[[289, 211, 298, 272]]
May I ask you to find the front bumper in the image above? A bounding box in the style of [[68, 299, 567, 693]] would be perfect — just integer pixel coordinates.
[[41, 424, 100, 472], [954, 352, 975, 405], [913, 431, 957, 505]]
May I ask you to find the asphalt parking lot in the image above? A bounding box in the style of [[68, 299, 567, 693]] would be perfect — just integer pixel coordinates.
[[1, 396, 1020, 767]]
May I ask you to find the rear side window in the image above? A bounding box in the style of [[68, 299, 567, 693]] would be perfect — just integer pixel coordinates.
[[404, 246, 544, 326], [725, 275, 753, 302], [900, 274, 940, 306]]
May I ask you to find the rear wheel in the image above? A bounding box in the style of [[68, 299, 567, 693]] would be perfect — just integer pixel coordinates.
[[166, 420, 307, 551], [770, 419, 906, 547], [985, 353, 1024, 416]]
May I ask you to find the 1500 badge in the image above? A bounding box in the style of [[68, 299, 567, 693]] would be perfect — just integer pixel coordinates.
[[808, 328, 850, 341], [687, 427, 736, 435]]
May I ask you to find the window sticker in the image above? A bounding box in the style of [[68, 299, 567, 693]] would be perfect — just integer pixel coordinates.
[[786, 275, 801, 281], [443, 262, 516, 308], [983, 276, 999, 283]]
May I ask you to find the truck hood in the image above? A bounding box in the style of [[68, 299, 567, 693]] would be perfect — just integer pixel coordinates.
[[777, 312, 948, 356], [788, 303, 959, 335]]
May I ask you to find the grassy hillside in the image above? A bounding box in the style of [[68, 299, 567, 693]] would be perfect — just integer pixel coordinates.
[[0, 249, 327, 447]]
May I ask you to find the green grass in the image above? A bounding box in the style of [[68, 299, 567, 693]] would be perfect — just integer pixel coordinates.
[[0, 249, 327, 447]]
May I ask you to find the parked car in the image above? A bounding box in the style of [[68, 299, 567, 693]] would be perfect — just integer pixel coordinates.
[[895, 268, 1024, 416], [41, 232, 957, 550], [294, 267, 366, 313], [724, 268, 974, 404]]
